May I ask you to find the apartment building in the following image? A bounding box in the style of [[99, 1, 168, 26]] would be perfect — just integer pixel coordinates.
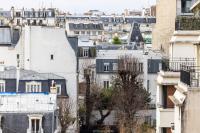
[[156, 1, 200, 133], [0, 10, 12, 26], [152, 0, 198, 54], [66, 20, 104, 41], [0, 25, 78, 132], [11, 7, 57, 26]]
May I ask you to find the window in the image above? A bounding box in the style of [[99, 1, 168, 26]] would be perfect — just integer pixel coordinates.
[[98, 31, 102, 35], [81, 31, 85, 35], [147, 80, 150, 92], [83, 48, 89, 57], [17, 54, 20, 60], [104, 63, 109, 72], [139, 63, 143, 72], [50, 54, 54, 60], [39, 20, 43, 25], [56, 84, 61, 95], [17, 19, 20, 25], [26, 81, 41, 92], [87, 31, 90, 35], [112, 63, 118, 71], [104, 81, 109, 89], [27, 19, 30, 25], [92, 31, 96, 35], [28, 115, 43, 133], [74, 31, 80, 35], [31, 119, 40, 133], [0, 80, 5, 92]]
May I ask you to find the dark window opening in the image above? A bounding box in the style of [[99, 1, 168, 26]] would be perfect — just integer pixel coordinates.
[[51, 54, 54, 60], [17, 54, 20, 60]]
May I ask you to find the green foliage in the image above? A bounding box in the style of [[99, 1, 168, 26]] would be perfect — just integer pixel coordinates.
[[140, 123, 155, 133], [99, 88, 114, 109], [176, 16, 200, 30], [112, 36, 122, 45]]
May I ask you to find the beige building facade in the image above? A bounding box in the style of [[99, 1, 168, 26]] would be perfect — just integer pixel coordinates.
[[152, 0, 177, 54]]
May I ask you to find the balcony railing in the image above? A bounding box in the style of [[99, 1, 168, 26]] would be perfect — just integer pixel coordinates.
[[180, 66, 200, 87], [175, 16, 200, 30], [161, 58, 196, 72]]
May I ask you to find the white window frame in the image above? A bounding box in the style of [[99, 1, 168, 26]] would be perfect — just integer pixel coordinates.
[[104, 63, 109, 72], [26, 81, 41, 93], [27, 114, 43, 133], [83, 48, 89, 57], [56, 84, 62, 95], [0, 80, 5, 92], [103, 81, 109, 89]]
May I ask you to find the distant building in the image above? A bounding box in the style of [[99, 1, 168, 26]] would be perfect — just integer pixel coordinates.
[[0, 10, 12, 26], [124, 9, 142, 16], [150, 5, 156, 17], [66, 21, 104, 41], [11, 7, 57, 26]]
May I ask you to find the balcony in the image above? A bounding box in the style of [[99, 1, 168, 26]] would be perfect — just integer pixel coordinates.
[[180, 66, 200, 87], [175, 16, 200, 30], [161, 58, 195, 72]]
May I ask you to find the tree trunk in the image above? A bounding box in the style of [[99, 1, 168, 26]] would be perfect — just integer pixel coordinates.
[[61, 128, 66, 133], [85, 74, 91, 129], [97, 110, 111, 125]]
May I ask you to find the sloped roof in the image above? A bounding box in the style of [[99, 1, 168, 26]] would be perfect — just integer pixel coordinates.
[[0, 26, 20, 46], [0, 67, 65, 80], [129, 23, 144, 43], [68, 23, 104, 30], [0, 27, 12, 45]]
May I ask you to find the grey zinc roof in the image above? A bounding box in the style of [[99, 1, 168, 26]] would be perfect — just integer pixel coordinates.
[[0, 27, 12, 45], [0, 67, 65, 80], [96, 44, 136, 50], [0, 11, 11, 18], [68, 23, 104, 30], [0, 27, 20, 46], [130, 23, 144, 43]]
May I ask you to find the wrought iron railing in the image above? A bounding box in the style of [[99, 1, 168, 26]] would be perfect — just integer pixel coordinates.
[[180, 65, 200, 87], [161, 58, 196, 72]]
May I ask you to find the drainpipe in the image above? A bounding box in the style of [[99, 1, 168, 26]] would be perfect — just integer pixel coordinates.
[[16, 60, 20, 93]]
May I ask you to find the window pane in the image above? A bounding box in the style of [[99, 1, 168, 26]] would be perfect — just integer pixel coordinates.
[[36, 119, 40, 131], [31, 119, 35, 131]]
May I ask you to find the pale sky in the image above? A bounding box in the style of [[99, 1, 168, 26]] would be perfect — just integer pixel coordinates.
[[0, 0, 156, 14]]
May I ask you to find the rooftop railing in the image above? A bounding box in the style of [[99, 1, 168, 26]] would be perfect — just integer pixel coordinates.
[[175, 16, 200, 30], [161, 58, 196, 72]]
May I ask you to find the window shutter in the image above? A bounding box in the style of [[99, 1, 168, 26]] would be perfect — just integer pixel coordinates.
[[78, 47, 83, 57]]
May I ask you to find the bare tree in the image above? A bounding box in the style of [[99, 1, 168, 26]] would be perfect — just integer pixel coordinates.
[[113, 56, 151, 133], [58, 100, 76, 133]]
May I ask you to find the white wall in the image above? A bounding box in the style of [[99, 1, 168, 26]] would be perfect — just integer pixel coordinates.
[[170, 42, 196, 58], [0, 93, 57, 113]]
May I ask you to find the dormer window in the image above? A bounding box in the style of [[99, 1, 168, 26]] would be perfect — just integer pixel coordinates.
[[83, 48, 89, 57], [56, 84, 61, 95], [0, 80, 5, 92], [26, 81, 41, 92]]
